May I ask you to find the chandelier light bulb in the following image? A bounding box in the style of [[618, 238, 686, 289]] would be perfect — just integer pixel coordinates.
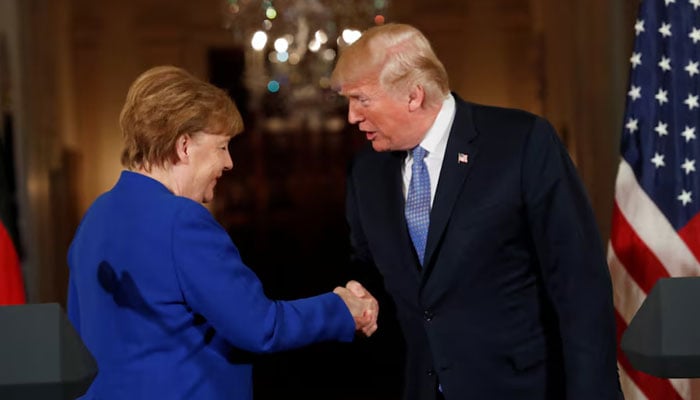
[[322, 48, 336, 62], [314, 30, 328, 44], [308, 39, 321, 52], [274, 37, 289, 53], [251, 31, 268, 51], [341, 29, 362, 45], [276, 51, 289, 63]]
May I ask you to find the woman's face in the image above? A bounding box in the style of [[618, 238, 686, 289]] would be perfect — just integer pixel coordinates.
[[180, 132, 233, 203]]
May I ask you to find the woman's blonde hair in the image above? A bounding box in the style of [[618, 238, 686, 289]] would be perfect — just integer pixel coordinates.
[[331, 23, 449, 108], [119, 65, 244, 171]]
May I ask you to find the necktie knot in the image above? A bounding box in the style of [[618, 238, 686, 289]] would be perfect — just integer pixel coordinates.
[[412, 146, 428, 161]]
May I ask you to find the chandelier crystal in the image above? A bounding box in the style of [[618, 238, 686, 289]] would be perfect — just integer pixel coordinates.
[[223, 0, 389, 133]]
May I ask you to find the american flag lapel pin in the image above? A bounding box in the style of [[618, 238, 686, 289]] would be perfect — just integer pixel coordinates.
[[457, 152, 469, 164]]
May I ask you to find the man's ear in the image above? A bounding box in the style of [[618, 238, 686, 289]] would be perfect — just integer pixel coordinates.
[[408, 85, 426, 112], [175, 134, 191, 164]]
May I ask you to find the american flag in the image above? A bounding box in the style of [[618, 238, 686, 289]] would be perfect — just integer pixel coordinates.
[[609, 0, 700, 399]]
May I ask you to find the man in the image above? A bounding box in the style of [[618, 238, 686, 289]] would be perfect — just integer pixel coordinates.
[[332, 23, 622, 400]]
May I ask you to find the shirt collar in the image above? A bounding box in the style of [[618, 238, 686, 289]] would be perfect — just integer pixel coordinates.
[[416, 93, 456, 157]]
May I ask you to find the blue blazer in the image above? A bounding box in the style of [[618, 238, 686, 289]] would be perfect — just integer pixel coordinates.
[[67, 171, 355, 400], [346, 95, 622, 400]]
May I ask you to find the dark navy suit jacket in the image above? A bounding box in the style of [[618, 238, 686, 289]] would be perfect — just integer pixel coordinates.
[[68, 171, 355, 399], [346, 95, 622, 399]]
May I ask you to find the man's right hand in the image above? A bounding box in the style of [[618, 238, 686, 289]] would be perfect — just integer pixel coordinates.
[[333, 280, 379, 337]]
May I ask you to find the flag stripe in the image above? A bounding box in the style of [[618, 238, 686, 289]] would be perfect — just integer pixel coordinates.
[[619, 364, 649, 400], [610, 201, 670, 293], [679, 212, 700, 263], [608, 243, 645, 325], [614, 160, 700, 277]]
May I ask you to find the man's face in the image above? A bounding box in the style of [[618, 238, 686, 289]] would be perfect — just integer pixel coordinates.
[[340, 80, 422, 152]]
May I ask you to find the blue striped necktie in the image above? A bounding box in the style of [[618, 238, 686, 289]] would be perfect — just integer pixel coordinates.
[[405, 146, 430, 266]]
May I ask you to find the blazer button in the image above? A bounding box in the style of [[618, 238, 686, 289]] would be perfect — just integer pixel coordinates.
[[423, 310, 433, 322], [426, 369, 435, 376]]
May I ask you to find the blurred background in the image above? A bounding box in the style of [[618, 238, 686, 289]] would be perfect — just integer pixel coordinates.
[[0, 0, 638, 398]]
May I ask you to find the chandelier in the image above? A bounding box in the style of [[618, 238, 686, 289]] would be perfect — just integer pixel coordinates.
[[223, 0, 389, 133]]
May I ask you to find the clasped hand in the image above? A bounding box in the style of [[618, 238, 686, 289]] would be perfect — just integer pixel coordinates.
[[333, 280, 379, 337]]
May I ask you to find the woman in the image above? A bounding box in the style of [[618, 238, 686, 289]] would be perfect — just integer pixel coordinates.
[[67, 65, 377, 399]]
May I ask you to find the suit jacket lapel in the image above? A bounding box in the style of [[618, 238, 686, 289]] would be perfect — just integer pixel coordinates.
[[423, 98, 479, 270], [378, 151, 420, 284], [368, 150, 422, 281]]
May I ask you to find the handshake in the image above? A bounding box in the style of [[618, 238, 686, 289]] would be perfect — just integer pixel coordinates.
[[333, 281, 379, 337]]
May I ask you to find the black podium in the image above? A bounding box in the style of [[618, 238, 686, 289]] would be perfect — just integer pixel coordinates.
[[0, 303, 97, 399], [621, 277, 700, 378]]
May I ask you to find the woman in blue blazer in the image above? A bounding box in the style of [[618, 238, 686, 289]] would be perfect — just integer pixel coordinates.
[[67, 65, 378, 400]]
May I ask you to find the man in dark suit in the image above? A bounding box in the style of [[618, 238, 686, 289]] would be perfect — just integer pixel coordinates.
[[331, 23, 623, 400]]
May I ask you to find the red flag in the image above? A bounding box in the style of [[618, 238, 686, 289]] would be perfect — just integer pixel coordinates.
[[610, 0, 700, 398], [0, 219, 25, 304]]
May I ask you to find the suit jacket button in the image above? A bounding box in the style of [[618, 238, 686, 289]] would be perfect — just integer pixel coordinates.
[[426, 369, 435, 376], [423, 310, 433, 321]]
